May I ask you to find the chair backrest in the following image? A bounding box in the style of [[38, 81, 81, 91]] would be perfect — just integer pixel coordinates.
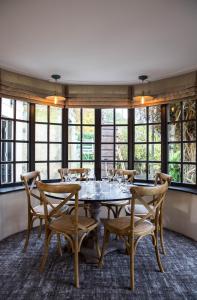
[[58, 167, 90, 181], [21, 171, 41, 213], [154, 172, 172, 186], [36, 181, 81, 229], [115, 169, 136, 183], [130, 181, 169, 231]]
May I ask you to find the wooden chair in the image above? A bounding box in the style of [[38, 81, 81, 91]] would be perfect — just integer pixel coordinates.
[[36, 181, 99, 288], [58, 167, 91, 216], [21, 171, 69, 251], [125, 172, 172, 254], [102, 169, 136, 219], [58, 168, 90, 182], [99, 181, 169, 290]]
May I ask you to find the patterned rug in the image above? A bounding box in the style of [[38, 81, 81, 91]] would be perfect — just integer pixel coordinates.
[[0, 228, 196, 300]]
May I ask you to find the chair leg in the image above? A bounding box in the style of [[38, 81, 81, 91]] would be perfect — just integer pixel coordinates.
[[38, 218, 43, 238], [130, 237, 135, 290], [107, 207, 110, 219], [57, 234, 62, 256], [95, 229, 101, 259], [159, 212, 166, 255], [99, 228, 110, 268], [74, 237, 79, 288], [40, 230, 52, 272], [23, 214, 33, 251], [154, 230, 164, 273]]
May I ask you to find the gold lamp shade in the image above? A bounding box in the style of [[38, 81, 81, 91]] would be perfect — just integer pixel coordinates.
[[133, 75, 153, 104], [46, 74, 65, 104]]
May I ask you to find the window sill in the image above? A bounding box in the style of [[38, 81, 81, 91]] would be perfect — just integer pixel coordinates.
[[0, 181, 197, 195]]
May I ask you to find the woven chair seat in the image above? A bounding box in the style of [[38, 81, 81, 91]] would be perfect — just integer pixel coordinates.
[[32, 203, 69, 215], [50, 215, 97, 234], [125, 204, 154, 216], [102, 216, 154, 236]]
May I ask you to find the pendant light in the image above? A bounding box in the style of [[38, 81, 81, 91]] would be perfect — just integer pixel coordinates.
[[133, 75, 153, 104], [46, 74, 65, 104]]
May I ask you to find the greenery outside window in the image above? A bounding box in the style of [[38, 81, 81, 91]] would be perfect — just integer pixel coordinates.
[[0, 98, 29, 184], [134, 106, 161, 180], [35, 105, 62, 180]]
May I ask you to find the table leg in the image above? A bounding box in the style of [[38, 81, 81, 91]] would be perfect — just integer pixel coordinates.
[[80, 201, 125, 264]]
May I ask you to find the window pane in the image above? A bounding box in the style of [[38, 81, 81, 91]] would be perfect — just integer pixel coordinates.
[[68, 108, 81, 124], [35, 104, 48, 122], [168, 103, 181, 122], [16, 101, 29, 120], [116, 126, 128, 142], [1, 163, 13, 183], [101, 144, 114, 161], [82, 126, 95, 142], [183, 143, 196, 162], [82, 144, 95, 160], [149, 125, 161, 142], [115, 162, 128, 170], [68, 162, 81, 168], [134, 162, 146, 179], [168, 123, 181, 141], [35, 163, 47, 180], [115, 144, 128, 161], [49, 162, 62, 179], [183, 100, 196, 120], [101, 109, 113, 125], [68, 144, 81, 160], [101, 162, 114, 178], [16, 143, 28, 161], [16, 163, 28, 182], [134, 144, 146, 161], [50, 125, 62, 142], [148, 106, 161, 123], [50, 144, 62, 160], [115, 109, 128, 124], [1, 119, 13, 140], [35, 143, 48, 161], [101, 126, 114, 143], [148, 163, 161, 180], [68, 126, 81, 142], [135, 107, 147, 124], [168, 143, 181, 162], [149, 144, 161, 161], [82, 161, 95, 171], [1, 98, 14, 119], [168, 163, 181, 182], [83, 108, 95, 124], [135, 125, 147, 142], [50, 107, 62, 123], [183, 164, 196, 184], [16, 122, 28, 141], [1, 142, 13, 161], [183, 121, 196, 141], [35, 124, 48, 142]]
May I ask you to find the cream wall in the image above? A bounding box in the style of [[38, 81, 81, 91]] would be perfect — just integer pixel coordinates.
[[0, 190, 196, 242]]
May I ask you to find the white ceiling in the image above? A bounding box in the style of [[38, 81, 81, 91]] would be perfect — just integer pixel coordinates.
[[0, 0, 197, 84]]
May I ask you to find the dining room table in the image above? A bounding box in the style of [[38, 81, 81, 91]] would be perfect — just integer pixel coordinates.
[[47, 180, 133, 263]]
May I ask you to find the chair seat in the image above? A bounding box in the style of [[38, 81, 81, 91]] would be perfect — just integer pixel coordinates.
[[101, 200, 129, 206], [32, 204, 69, 216], [102, 216, 154, 236], [49, 215, 97, 234], [125, 204, 154, 216]]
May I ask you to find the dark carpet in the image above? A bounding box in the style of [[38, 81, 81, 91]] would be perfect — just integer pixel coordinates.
[[0, 228, 196, 300]]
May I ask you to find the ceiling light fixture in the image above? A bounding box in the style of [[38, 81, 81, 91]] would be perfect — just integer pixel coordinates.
[[46, 74, 65, 104], [133, 75, 153, 104]]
